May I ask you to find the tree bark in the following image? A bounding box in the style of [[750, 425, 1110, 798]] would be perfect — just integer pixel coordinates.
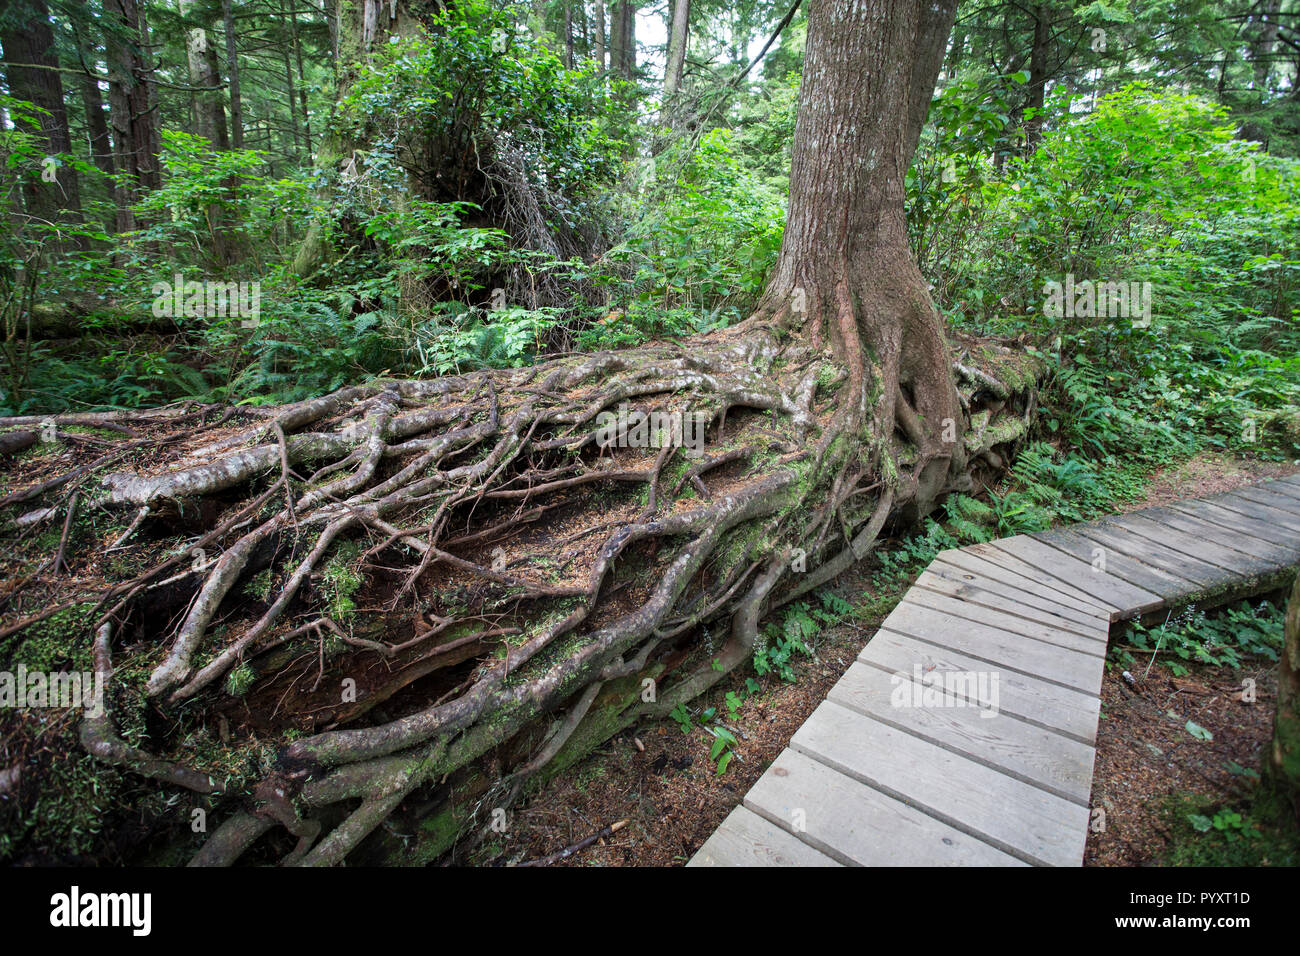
[[0, 0, 82, 229], [179, 0, 233, 265], [1023, 4, 1051, 154], [592, 0, 605, 70], [179, 0, 230, 151], [664, 0, 689, 96], [756, 0, 963, 517], [79, 73, 115, 180], [610, 0, 635, 80], [104, 0, 160, 235], [564, 0, 574, 68], [222, 0, 245, 149]]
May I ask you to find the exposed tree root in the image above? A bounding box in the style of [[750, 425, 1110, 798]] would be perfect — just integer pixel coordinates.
[[0, 323, 1040, 865]]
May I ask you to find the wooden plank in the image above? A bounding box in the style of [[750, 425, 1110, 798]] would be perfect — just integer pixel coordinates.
[[936, 548, 1113, 619], [743, 748, 1025, 866], [957, 543, 1119, 613], [988, 535, 1164, 616], [1098, 512, 1280, 577], [827, 661, 1096, 803], [1146, 504, 1300, 563], [1267, 475, 1300, 494], [1212, 489, 1300, 531], [880, 601, 1105, 694], [687, 805, 841, 867], [1190, 494, 1300, 538], [1067, 523, 1247, 590], [859, 629, 1101, 742], [901, 588, 1106, 657], [1237, 483, 1300, 517], [792, 701, 1089, 866], [1168, 499, 1300, 552], [1029, 528, 1201, 600], [919, 563, 1110, 635], [1170, 496, 1300, 548]]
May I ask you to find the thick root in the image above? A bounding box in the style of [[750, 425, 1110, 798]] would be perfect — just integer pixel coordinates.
[[0, 326, 1040, 865]]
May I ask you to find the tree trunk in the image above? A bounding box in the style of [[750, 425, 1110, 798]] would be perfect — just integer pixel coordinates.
[[179, 0, 230, 151], [0, 0, 82, 230], [79, 73, 115, 180], [179, 0, 233, 265], [664, 0, 689, 96], [281, 8, 303, 156], [0, 0, 1037, 869], [1272, 572, 1300, 821], [1023, 4, 1050, 155], [1252, 0, 1283, 92], [223, 0, 245, 149], [610, 0, 635, 80], [756, 0, 964, 517], [593, 0, 606, 70], [104, 0, 160, 235], [564, 1, 574, 68]]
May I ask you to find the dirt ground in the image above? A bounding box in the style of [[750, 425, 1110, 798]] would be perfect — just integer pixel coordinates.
[[1083, 654, 1278, 866], [484, 451, 1299, 867]]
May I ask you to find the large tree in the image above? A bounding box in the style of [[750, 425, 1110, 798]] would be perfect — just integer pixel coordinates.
[[0, 0, 82, 229], [0, 0, 1036, 866]]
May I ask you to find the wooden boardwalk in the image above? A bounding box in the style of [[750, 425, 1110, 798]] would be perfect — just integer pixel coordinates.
[[689, 475, 1300, 867]]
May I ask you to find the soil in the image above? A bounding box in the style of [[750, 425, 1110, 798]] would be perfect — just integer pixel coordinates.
[[486, 451, 1300, 867], [1116, 450, 1300, 513], [1083, 655, 1278, 866]]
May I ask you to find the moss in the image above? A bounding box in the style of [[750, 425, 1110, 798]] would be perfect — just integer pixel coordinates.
[[1159, 789, 1300, 866], [320, 540, 364, 621], [6, 602, 96, 671], [244, 568, 275, 602], [225, 662, 257, 697]]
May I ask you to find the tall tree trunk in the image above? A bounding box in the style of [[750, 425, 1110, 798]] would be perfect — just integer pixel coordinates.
[[179, 0, 230, 151], [1273, 572, 1300, 821], [222, 0, 245, 149], [0, 0, 82, 230], [610, 0, 635, 80], [280, 6, 303, 157], [756, 0, 963, 516], [563, 0, 574, 68], [293, 18, 313, 159], [607, 0, 623, 75], [664, 0, 689, 96], [1023, 4, 1051, 155], [622, 0, 636, 79], [104, 0, 160, 235], [179, 0, 232, 265], [1252, 0, 1283, 92], [79, 73, 115, 179], [592, 0, 605, 70]]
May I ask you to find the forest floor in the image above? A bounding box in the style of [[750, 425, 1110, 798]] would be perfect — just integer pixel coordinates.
[[481, 450, 1300, 867]]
